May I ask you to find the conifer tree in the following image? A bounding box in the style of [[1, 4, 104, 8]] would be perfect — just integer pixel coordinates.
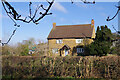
[[86, 25, 113, 56]]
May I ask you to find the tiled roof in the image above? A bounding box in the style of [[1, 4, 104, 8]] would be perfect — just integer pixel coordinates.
[[47, 24, 94, 39]]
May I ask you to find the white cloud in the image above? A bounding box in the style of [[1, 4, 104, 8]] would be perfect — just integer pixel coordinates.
[[60, 17, 66, 22], [74, 2, 88, 8], [52, 2, 67, 13]]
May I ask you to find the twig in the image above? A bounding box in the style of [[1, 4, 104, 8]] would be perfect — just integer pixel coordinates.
[[34, 0, 54, 23], [112, 25, 120, 34], [112, 25, 117, 32], [81, 0, 95, 4], [71, 0, 95, 4], [2, 28, 17, 46], [1, 0, 54, 45], [2, 0, 54, 24], [29, 2, 32, 18], [107, 6, 120, 21], [111, 25, 120, 42], [2, 0, 19, 27]]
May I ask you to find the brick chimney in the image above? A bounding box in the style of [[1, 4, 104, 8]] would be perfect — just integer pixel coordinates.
[[53, 23, 56, 29], [91, 19, 94, 26]]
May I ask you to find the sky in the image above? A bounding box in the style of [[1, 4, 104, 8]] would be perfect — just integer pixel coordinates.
[[0, 1, 119, 45]]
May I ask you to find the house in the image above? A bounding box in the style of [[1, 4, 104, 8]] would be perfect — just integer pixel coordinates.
[[28, 49, 35, 54], [47, 19, 95, 56], [28, 47, 36, 54]]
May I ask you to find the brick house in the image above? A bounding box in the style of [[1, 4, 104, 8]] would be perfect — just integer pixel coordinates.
[[47, 19, 95, 56]]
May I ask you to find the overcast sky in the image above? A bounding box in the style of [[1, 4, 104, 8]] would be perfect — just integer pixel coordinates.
[[0, 2, 119, 45]]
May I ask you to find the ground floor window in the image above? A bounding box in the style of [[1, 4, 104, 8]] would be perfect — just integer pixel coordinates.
[[52, 48, 58, 53], [77, 48, 84, 53]]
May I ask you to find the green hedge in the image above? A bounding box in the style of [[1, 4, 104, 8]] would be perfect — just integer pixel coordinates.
[[2, 56, 120, 79]]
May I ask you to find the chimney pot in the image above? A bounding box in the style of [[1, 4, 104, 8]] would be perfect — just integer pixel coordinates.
[[53, 23, 56, 28], [91, 19, 94, 26]]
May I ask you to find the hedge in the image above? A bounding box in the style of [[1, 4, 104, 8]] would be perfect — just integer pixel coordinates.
[[2, 56, 120, 79]]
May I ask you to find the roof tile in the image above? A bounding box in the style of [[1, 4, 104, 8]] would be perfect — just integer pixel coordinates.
[[47, 24, 93, 39]]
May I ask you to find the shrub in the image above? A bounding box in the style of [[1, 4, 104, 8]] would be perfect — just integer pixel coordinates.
[[85, 25, 113, 56], [2, 56, 120, 79]]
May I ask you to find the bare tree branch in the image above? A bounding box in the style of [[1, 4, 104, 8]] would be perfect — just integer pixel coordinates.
[[2, 28, 17, 46], [29, 2, 32, 18], [2, 0, 54, 25], [1, 0, 95, 46], [81, 0, 95, 4], [111, 25, 120, 42], [71, 0, 95, 4], [112, 25, 120, 34], [1, 0, 54, 45], [71, 0, 74, 4], [2, 0, 20, 27], [34, 0, 54, 23], [107, 6, 120, 21]]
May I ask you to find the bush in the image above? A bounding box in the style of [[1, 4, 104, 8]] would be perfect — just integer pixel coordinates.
[[85, 25, 113, 56], [2, 56, 120, 79], [20, 44, 29, 56]]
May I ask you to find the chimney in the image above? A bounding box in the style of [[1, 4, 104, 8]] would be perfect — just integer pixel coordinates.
[[91, 19, 94, 26], [53, 23, 56, 29]]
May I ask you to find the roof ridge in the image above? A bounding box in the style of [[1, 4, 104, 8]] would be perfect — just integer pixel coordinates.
[[56, 24, 91, 27]]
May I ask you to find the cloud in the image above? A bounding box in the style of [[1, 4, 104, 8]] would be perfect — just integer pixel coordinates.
[[74, 2, 88, 8], [52, 2, 67, 13], [60, 17, 66, 22]]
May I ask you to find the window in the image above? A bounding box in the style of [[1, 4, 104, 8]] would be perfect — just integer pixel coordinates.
[[56, 39, 63, 44], [77, 48, 84, 53], [76, 39, 83, 43], [52, 48, 58, 53]]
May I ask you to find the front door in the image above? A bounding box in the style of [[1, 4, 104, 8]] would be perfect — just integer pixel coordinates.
[[65, 49, 68, 56]]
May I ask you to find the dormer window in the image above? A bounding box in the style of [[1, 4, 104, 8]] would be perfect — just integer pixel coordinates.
[[56, 39, 63, 44], [76, 39, 83, 43]]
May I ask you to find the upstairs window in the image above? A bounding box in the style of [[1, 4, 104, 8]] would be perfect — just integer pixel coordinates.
[[52, 48, 58, 53], [76, 39, 83, 43], [56, 39, 63, 44]]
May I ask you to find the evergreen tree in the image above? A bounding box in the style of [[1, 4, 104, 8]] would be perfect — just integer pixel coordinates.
[[86, 25, 113, 56]]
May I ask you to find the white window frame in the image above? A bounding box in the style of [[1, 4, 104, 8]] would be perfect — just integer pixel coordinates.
[[56, 39, 63, 44], [77, 48, 84, 53], [52, 48, 58, 53], [76, 39, 83, 43]]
